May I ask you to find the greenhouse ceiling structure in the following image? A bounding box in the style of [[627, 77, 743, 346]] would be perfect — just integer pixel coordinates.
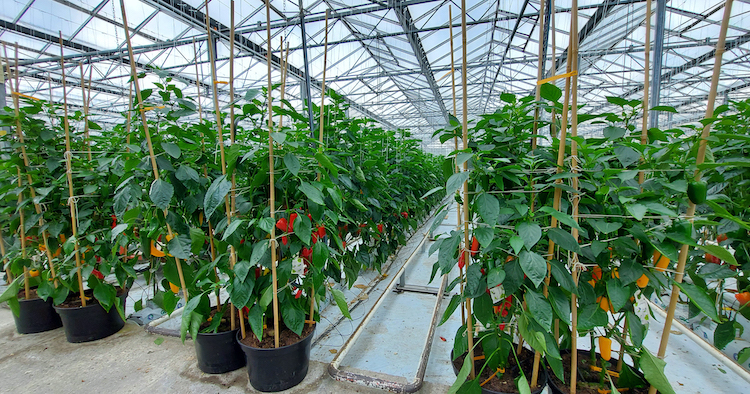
[[1, 0, 749, 153]]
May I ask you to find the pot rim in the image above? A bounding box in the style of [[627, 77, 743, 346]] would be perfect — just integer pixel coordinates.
[[236, 323, 316, 352], [53, 287, 129, 311]]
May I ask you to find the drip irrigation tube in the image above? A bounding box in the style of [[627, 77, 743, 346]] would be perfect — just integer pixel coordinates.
[[328, 225, 449, 393]]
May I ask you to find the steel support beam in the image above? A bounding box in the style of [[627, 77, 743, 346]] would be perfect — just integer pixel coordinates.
[[141, 0, 396, 129], [393, 1, 449, 124]]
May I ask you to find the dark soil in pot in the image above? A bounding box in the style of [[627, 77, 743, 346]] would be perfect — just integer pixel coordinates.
[[452, 347, 547, 394], [54, 287, 128, 343], [547, 349, 650, 394], [13, 288, 63, 334], [194, 307, 245, 374], [237, 321, 315, 392]]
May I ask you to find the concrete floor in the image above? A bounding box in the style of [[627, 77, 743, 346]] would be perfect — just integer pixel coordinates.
[[2, 204, 749, 393]]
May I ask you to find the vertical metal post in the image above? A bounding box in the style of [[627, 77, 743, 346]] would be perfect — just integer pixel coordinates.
[[298, 0, 315, 133], [649, 0, 666, 128]]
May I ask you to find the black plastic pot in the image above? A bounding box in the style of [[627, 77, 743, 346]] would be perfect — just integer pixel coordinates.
[[195, 328, 245, 374], [451, 348, 548, 394], [237, 326, 315, 392], [54, 290, 127, 343], [13, 295, 63, 334]]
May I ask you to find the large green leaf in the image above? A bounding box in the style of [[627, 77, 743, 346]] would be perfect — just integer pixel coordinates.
[[606, 278, 630, 312], [540, 206, 583, 233], [714, 320, 742, 350], [283, 153, 300, 176], [526, 291, 553, 330], [588, 219, 622, 234], [674, 281, 721, 322], [473, 226, 494, 248], [167, 234, 192, 260], [445, 171, 470, 196], [161, 142, 181, 158], [547, 228, 580, 253], [517, 222, 542, 250], [548, 287, 571, 325], [282, 303, 305, 336], [93, 283, 117, 312], [315, 152, 339, 177], [149, 179, 174, 211], [475, 193, 500, 226], [248, 304, 264, 341], [519, 251, 547, 287], [628, 312, 646, 348], [250, 240, 270, 266], [640, 348, 676, 394], [440, 294, 462, 326], [204, 175, 231, 218], [447, 349, 473, 394], [299, 182, 325, 205], [331, 288, 351, 319], [697, 244, 737, 266]]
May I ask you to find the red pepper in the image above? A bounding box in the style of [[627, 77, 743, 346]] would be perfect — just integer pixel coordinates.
[[401, 211, 408, 218], [295, 289, 302, 299], [276, 217, 288, 232], [289, 213, 298, 232], [377, 224, 383, 233], [92, 269, 104, 280], [499, 323, 506, 330], [470, 237, 479, 257], [458, 253, 465, 269], [110, 214, 117, 229], [312, 233, 318, 244], [717, 233, 728, 242], [95, 256, 101, 263], [342, 241, 347, 250], [318, 225, 326, 238], [281, 236, 288, 246], [255, 267, 262, 278]]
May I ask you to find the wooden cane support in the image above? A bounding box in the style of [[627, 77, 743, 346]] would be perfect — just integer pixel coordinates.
[[228, 0, 242, 335], [79, 63, 92, 162], [58, 33, 87, 306], [279, 41, 290, 130], [265, 0, 281, 349], [448, 6, 465, 326], [639, 0, 652, 186], [1, 230, 10, 284], [192, 38, 203, 122], [568, 2, 581, 392], [5, 44, 59, 287], [119, 0, 189, 304], [460, 0, 475, 379], [647, 1, 734, 393]]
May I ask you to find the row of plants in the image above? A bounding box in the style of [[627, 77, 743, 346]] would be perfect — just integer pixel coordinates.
[[0, 68, 444, 388], [432, 84, 749, 394]]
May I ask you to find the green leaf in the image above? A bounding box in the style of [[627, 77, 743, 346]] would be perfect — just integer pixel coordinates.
[[517, 222, 542, 250], [510, 236, 524, 255], [167, 234, 192, 260], [674, 281, 721, 322], [189, 227, 206, 255], [93, 283, 117, 312], [446, 171, 470, 196], [473, 226, 493, 248], [589, 219, 622, 234], [456, 152, 473, 167], [737, 347, 750, 364], [519, 251, 547, 287], [526, 291, 552, 330], [651, 105, 677, 113], [603, 126, 626, 140], [175, 165, 199, 183], [697, 244, 737, 266], [577, 304, 608, 331], [640, 348, 676, 394], [161, 142, 181, 158], [154, 337, 164, 345], [517, 373, 531, 394], [331, 288, 351, 319], [149, 179, 174, 211], [614, 145, 640, 167], [421, 186, 444, 199], [487, 267, 506, 288], [222, 219, 245, 241], [628, 312, 646, 348], [315, 152, 339, 177], [282, 303, 305, 336], [447, 349, 473, 394], [550, 260, 576, 295], [204, 175, 231, 218], [714, 320, 740, 350], [625, 203, 648, 221], [475, 193, 500, 226], [549, 287, 572, 325], [111, 223, 128, 242], [271, 132, 286, 145], [540, 207, 583, 233], [697, 264, 736, 280], [518, 313, 546, 354], [539, 83, 562, 102], [606, 277, 629, 312], [248, 304, 264, 341], [283, 153, 301, 176], [259, 285, 273, 311], [547, 228, 581, 253], [440, 294, 462, 326], [250, 240, 270, 265], [299, 181, 325, 205]]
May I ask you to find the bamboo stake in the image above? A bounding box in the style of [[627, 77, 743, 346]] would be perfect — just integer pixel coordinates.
[[17, 167, 30, 299], [647, 1, 734, 392], [309, 10, 330, 328], [8, 44, 58, 287], [205, 1, 242, 335], [449, 5, 465, 326], [229, 0, 241, 334], [59, 33, 87, 306], [265, 0, 280, 349], [118, 1, 189, 304], [460, 0, 475, 379], [79, 63, 92, 162], [549, 0, 558, 141], [639, 0, 652, 186], [126, 81, 132, 150], [192, 38, 203, 122], [568, 1, 581, 392], [530, 0, 548, 386], [278, 41, 289, 130]]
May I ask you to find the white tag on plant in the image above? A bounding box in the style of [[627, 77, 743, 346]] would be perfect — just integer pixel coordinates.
[[489, 285, 505, 304]]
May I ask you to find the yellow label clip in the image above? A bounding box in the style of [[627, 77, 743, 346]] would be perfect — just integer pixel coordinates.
[[12, 91, 41, 101], [537, 70, 578, 85]]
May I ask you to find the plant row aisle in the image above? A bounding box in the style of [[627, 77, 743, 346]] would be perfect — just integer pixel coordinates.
[[0, 3, 445, 389]]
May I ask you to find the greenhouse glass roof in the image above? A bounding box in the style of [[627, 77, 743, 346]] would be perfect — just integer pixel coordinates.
[[1, 0, 749, 153]]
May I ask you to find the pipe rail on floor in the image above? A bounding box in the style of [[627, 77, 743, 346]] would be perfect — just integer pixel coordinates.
[[328, 220, 450, 393]]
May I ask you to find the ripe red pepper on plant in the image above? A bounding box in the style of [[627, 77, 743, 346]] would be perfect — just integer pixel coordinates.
[[110, 214, 117, 229], [736, 292, 750, 308], [458, 253, 465, 269], [92, 269, 104, 280], [401, 211, 408, 218], [295, 288, 302, 299], [377, 223, 383, 233], [288, 213, 298, 232], [276, 217, 288, 232], [470, 237, 479, 257]]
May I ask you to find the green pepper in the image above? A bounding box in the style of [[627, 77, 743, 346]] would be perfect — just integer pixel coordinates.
[[687, 181, 707, 204]]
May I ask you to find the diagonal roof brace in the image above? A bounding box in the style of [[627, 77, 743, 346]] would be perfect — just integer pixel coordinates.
[[141, 0, 397, 130], [392, 1, 449, 125]]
